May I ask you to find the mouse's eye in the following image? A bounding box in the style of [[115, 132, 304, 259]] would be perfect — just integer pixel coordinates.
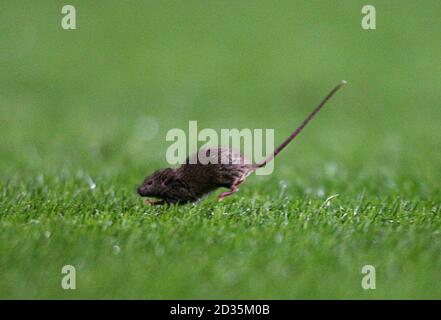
[[147, 180, 153, 185]]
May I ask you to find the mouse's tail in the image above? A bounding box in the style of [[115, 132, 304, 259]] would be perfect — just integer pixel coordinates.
[[254, 80, 347, 169]]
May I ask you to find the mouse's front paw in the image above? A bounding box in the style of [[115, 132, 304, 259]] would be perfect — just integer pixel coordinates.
[[144, 199, 166, 205]]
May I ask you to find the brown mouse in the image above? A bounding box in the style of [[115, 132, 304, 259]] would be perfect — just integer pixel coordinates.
[[137, 80, 347, 205]]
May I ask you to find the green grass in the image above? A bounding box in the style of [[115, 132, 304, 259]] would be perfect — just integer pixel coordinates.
[[1, 0, 441, 299]]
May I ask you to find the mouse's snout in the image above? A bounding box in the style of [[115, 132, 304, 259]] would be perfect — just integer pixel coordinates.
[[137, 185, 147, 196], [138, 182, 156, 197]]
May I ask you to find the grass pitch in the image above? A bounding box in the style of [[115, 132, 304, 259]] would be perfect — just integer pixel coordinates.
[[1, 1, 441, 299]]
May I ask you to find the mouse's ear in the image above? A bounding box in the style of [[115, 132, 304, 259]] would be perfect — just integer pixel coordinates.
[[162, 175, 174, 186], [160, 168, 174, 186]]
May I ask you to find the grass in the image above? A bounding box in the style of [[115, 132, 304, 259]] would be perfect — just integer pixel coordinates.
[[1, 0, 441, 299]]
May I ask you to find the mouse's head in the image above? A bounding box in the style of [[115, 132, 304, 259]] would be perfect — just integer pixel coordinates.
[[137, 168, 175, 198]]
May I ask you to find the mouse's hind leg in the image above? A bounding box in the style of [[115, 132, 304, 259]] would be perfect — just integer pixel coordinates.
[[217, 186, 239, 202], [217, 176, 246, 202]]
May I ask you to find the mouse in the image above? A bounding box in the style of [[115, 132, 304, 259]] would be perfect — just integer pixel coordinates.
[[137, 80, 347, 205]]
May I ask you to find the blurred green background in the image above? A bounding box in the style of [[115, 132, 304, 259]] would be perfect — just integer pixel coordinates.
[[0, 1, 440, 299]]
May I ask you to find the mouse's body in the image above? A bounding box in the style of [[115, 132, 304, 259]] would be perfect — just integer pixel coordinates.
[[137, 147, 254, 204], [137, 81, 347, 205]]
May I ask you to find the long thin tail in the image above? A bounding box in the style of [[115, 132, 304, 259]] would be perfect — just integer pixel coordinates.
[[255, 80, 347, 169]]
